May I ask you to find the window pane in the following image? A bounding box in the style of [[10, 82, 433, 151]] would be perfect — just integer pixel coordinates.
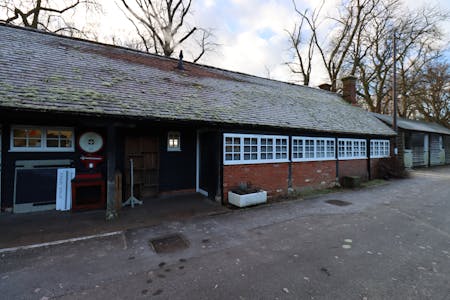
[[346, 141, 352, 157], [13, 129, 27, 138], [326, 140, 335, 158], [305, 140, 314, 158], [260, 138, 273, 160], [360, 141, 366, 156], [28, 129, 41, 138], [47, 130, 59, 139], [316, 140, 325, 158], [28, 138, 41, 147], [47, 139, 59, 147], [13, 138, 27, 147], [61, 139, 72, 147]]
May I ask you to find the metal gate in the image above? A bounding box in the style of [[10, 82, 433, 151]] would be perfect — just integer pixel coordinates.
[[411, 133, 425, 167], [430, 134, 442, 166]]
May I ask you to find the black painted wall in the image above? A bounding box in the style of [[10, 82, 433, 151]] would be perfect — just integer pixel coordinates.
[[0, 109, 117, 210]]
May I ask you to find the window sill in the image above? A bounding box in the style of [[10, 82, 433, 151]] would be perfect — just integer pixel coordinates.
[[224, 159, 290, 166], [9, 148, 75, 153], [337, 157, 368, 161], [292, 158, 336, 162]]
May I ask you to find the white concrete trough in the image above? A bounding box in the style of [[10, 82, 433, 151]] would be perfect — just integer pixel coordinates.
[[228, 190, 267, 207]]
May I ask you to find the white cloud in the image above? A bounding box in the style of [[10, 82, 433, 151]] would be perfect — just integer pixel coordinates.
[[86, 0, 450, 86]]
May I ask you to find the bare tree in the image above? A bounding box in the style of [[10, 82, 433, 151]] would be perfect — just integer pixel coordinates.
[[414, 62, 450, 128], [351, 1, 448, 117], [286, 1, 321, 86], [289, 0, 380, 91], [0, 0, 100, 37], [352, 0, 400, 113], [119, 0, 216, 62]]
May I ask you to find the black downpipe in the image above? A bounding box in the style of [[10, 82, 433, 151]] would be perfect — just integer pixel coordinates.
[[335, 137, 339, 184], [288, 135, 292, 192], [219, 131, 224, 204], [367, 138, 371, 180]]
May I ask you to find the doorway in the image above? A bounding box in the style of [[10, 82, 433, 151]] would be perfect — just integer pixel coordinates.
[[124, 136, 159, 199], [197, 131, 220, 200]]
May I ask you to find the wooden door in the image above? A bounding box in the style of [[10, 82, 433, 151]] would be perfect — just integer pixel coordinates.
[[124, 136, 159, 199]]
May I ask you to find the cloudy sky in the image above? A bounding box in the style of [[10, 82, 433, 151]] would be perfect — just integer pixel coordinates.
[[91, 0, 449, 86]]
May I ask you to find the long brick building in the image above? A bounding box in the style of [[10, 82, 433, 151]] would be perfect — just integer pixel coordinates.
[[0, 24, 395, 214]]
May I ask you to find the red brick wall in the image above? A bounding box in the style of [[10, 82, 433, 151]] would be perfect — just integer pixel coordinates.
[[223, 163, 289, 202], [222, 158, 384, 203], [292, 160, 336, 190], [370, 157, 391, 179], [338, 159, 368, 181]]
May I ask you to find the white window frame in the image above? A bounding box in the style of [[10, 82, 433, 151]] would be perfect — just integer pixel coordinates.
[[292, 137, 336, 162], [338, 138, 367, 160], [10, 125, 75, 152], [223, 133, 289, 165], [370, 139, 390, 158], [167, 131, 181, 152]]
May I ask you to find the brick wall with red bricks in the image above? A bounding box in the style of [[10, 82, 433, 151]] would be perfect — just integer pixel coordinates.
[[337, 159, 369, 181], [291, 160, 336, 191], [223, 163, 289, 202], [370, 157, 392, 179], [223, 158, 388, 203]]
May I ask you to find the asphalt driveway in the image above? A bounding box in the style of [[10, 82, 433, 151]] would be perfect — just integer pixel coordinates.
[[1, 166, 449, 299]]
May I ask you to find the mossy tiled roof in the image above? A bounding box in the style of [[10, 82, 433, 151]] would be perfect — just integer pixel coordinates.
[[0, 24, 395, 136]]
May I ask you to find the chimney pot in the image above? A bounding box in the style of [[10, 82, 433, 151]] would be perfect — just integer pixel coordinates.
[[342, 75, 357, 105], [177, 50, 184, 70]]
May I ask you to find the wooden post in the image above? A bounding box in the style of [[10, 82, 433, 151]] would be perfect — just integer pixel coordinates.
[[106, 125, 118, 220]]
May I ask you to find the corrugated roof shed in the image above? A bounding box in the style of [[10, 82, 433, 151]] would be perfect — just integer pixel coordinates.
[[0, 24, 395, 136], [373, 113, 450, 136]]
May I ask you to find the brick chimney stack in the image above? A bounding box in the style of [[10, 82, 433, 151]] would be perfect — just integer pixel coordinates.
[[342, 76, 357, 105]]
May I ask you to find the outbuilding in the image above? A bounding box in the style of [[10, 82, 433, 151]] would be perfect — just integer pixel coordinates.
[[0, 24, 395, 214], [373, 114, 450, 168]]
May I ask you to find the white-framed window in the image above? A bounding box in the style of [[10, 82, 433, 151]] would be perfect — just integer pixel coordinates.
[[224, 133, 289, 165], [337, 138, 367, 159], [167, 131, 181, 151], [10, 126, 74, 152], [292, 137, 335, 161], [370, 139, 390, 158]]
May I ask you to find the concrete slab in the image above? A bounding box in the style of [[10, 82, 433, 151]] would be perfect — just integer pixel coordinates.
[[0, 193, 229, 249]]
